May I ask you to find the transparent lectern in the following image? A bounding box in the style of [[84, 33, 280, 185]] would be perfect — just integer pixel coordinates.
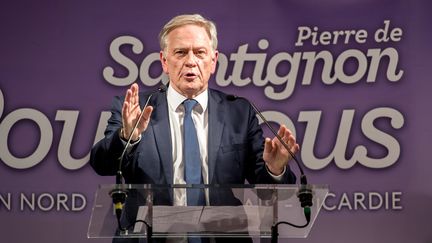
[[88, 184, 328, 242]]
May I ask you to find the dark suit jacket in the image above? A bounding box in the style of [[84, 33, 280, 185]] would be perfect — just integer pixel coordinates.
[[90, 88, 296, 242], [90, 88, 296, 201]]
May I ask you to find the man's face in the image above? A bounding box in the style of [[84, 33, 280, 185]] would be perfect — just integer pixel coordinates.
[[160, 24, 218, 98]]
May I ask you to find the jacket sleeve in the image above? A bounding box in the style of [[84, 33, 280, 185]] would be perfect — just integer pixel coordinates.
[[89, 95, 125, 176]]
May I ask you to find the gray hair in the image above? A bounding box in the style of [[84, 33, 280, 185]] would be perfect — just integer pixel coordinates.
[[158, 14, 218, 52]]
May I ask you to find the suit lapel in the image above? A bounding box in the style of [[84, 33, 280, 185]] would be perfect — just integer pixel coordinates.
[[208, 90, 225, 184]]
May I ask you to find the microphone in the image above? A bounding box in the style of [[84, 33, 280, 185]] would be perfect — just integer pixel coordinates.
[[110, 84, 167, 231], [226, 94, 313, 231]]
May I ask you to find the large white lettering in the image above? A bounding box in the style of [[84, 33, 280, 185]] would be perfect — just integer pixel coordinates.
[[299, 108, 404, 170], [102, 36, 404, 101], [0, 89, 110, 170], [103, 35, 143, 86], [0, 108, 53, 169], [0, 88, 403, 170], [55, 110, 109, 170]]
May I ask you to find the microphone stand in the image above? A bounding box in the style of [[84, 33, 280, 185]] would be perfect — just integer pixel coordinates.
[[227, 95, 313, 243], [109, 84, 166, 242]]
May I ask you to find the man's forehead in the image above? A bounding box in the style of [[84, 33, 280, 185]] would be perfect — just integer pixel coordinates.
[[166, 26, 212, 49]]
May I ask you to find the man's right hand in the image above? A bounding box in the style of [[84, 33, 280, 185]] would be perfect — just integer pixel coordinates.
[[121, 83, 153, 142]]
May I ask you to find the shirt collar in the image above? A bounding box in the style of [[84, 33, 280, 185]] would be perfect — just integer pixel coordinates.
[[167, 85, 208, 113]]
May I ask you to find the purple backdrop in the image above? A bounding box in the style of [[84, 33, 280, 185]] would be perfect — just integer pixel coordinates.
[[1, 0, 431, 242]]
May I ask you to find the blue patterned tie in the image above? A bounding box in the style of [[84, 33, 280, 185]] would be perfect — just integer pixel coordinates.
[[183, 99, 205, 207]]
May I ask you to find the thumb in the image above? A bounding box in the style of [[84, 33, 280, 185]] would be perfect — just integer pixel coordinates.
[[137, 105, 153, 131]]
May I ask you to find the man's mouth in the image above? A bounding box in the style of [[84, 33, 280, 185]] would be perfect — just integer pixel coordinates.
[[184, 72, 197, 80]]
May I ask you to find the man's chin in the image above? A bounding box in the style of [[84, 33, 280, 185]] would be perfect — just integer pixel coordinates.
[[181, 85, 207, 98]]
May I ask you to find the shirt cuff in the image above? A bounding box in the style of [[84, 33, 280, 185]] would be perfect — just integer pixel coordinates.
[[119, 130, 141, 151], [265, 164, 286, 181]]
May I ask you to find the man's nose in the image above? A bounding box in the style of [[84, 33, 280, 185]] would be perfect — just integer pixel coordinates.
[[185, 52, 197, 67]]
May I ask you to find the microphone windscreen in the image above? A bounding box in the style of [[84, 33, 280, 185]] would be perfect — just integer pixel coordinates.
[[226, 94, 238, 101], [159, 84, 167, 93]]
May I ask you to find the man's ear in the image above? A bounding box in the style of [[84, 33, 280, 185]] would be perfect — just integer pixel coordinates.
[[211, 50, 219, 74], [160, 51, 168, 73]]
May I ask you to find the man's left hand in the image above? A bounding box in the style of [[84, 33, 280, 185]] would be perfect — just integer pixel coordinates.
[[263, 125, 300, 176]]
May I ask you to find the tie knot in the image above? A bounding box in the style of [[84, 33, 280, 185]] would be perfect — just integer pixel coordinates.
[[183, 99, 198, 114]]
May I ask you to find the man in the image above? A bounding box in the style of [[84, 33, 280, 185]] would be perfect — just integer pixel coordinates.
[[90, 14, 299, 242]]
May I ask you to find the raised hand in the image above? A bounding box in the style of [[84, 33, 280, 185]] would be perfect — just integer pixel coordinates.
[[263, 125, 300, 175], [120, 83, 153, 142]]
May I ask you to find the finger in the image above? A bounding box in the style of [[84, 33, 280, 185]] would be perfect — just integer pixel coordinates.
[[274, 125, 289, 148], [129, 102, 141, 115], [124, 88, 132, 106], [284, 134, 299, 155], [285, 134, 294, 148], [281, 127, 297, 150], [283, 127, 293, 138], [264, 137, 273, 154], [132, 82, 139, 92], [277, 124, 285, 138], [137, 106, 153, 131], [281, 126, 295, 147], [131, 83, 139, 105], [142, 105, 153, 122], [282, 125, 293, 138], [122, 100, 129, 123], [293, 143, 300, 154]]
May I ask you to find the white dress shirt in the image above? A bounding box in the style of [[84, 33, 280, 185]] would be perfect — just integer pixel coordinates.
[[167, 85, 209, 206]]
